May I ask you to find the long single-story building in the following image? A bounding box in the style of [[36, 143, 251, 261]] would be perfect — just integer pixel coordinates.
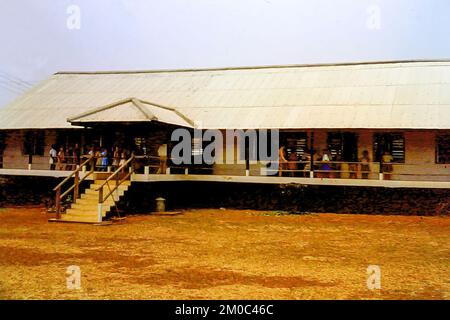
[[0, 60, 449, 222]]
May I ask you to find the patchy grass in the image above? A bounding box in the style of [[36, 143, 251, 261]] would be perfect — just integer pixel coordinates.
[[0, 207, 448, 300]]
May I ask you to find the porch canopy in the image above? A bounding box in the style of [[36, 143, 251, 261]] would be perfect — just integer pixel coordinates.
[[67, 97, 194, 128]]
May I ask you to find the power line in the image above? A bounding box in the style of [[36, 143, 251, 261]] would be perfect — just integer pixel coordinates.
[[0, 79, 30, 93], [0, 86, 23, 95], [0, 71, 34, 86], [0, 74, 32, 89], [0, 76, 32, 90], [0, 82, 26, 94], [0, 71, 34, 87], [0, 80, 29, 92]]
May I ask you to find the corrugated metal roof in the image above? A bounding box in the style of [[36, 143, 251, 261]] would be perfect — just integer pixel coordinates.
[[0, 60, 449, 129]]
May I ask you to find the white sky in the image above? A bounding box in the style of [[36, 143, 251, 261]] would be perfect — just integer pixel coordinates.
[[0, 0, 449, 108]]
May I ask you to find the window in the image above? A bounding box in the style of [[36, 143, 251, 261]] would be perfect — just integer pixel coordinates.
[[327, 132, 358, 162], [191, 137, 203, 157], [0, 132, 6, 153], [281, 132, 308, 159], [373, 133, 405, 163], [23, 131, 45, 156], [436, 134, 450, 164], [0, 132, 5, 168], [133, 137, 149, 155]]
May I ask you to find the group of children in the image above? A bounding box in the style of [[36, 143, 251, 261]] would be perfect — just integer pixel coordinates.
[[87, 146, 130, 171], [49, 144, 131, 171], [278, 144, 394, 179], [49, 144, 81, 171]]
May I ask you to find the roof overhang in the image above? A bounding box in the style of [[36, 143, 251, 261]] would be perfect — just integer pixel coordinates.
[[67, 98, 195, 128]]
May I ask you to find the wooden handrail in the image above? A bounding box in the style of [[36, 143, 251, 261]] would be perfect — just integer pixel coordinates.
[[60, 168, 94, 199], [53, 155, 94, 219], [97, 155, 135, 214], [134, 155, 160, 159], [95, 155, 135, 191], [53, 155, 93, 191], [102, 170, 133, 203]]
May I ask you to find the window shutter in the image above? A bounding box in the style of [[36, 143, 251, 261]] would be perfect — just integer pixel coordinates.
[[391, 134, 405, 163]]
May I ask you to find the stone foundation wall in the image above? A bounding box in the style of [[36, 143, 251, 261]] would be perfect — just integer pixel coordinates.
[[1, 177, 448, 215], [0, 176, 90, 207], [127, 182, 449, 216]]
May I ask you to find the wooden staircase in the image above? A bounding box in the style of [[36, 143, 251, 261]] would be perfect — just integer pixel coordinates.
[[51, 155, 135, 224], [58, 180, 131, 223]]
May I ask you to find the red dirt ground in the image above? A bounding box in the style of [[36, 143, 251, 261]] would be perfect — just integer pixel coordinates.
[[0, 206, 448, 299]]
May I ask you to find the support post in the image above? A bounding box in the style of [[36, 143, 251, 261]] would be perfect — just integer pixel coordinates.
[[379, 160, 383, 180], [310, 131, 314, 178], [28, 154, 32, 170], [115, 171, 119, 200], [55, 187, 61, 219], [74, 170, 79, 203], [132, 157, 135, 180], [245, 158, 250, 176], [98, 187, 103, 223]]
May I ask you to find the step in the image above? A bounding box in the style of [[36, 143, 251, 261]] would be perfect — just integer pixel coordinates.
[[66, 208, 109, 217], [68, 202, 113, 211], [84, 188, 127, 197], [89, 184, 129, 192], [80, 193, 121, 201], [67, 205, 112, 213], [85, 187, 118, 194], [64, 211, 101, 218], [77, 197, 116, 205], [69, 202, 113, 209], [58, 215, 99, 223], [77, 194, 116, 204], [65, 208, 108, 215], [92, 180, 131, 186], [71, 202, 114, 210], [76, 194, 115, 203], [61, 211, 100, 218]]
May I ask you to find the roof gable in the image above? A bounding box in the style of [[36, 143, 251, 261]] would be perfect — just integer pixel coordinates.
[[68, 98, 194, 128]]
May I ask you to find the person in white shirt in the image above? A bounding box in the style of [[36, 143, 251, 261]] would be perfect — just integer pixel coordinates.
[[49, 145, 57, 170], [319, 149, 332, 178]]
